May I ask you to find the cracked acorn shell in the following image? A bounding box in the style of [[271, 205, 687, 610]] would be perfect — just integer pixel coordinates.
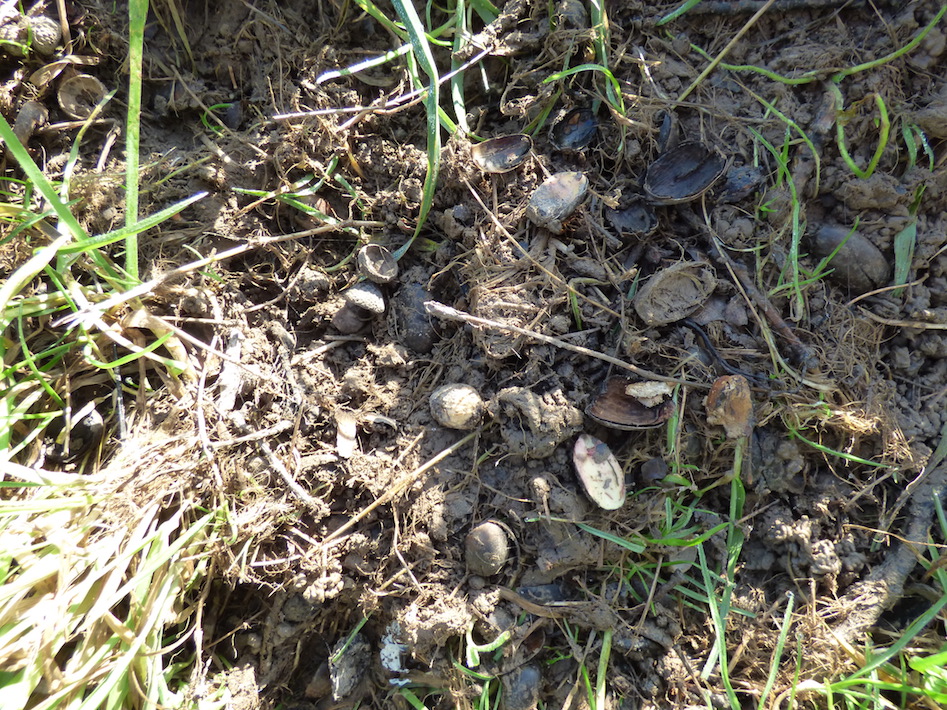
[[587, 377, 674, 430], [356, 244, 398, 284], [643, 141, 729, 204], [58, 74, 108, 119], [605, 194, 657, 238], [549, 108, 598, 151], [471, 134, 532, 173], [573, 434, 626, 510], [633, 261, 716, 326]]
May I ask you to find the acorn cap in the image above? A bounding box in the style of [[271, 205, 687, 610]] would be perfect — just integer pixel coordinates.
[[356, 244, 398, 284]]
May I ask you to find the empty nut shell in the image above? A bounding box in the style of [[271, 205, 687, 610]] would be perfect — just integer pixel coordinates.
[[58, 74, 108, 119], [357, 244, 398, 284], [465, 521, 510, 576], [643, 142, 729, 204], [471, 134, 533, 174], [633, 261, 716, 326], [549, 108, 598, 151], [586, 377, 674, 430]]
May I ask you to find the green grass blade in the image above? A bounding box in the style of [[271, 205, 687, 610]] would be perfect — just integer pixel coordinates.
[[657, 0, 704, 26], [59, 192, 208, 254], [126, 0, 149, 279], [391, 0, 441, 256]]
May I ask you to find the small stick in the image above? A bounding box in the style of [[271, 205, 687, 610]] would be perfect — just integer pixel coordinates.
[[322, 430, 480, 545], [678, 0, 778, 103], [424, 300, 710, 389]]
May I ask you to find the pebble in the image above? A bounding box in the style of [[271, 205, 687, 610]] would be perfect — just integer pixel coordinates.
[[810, 224, 891, 294], [502, 664, 541, 710]]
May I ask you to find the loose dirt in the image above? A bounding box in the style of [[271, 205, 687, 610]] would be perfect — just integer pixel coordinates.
[[5, 0, 947, 708]]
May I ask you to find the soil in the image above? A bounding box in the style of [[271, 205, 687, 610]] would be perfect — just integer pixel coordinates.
[[5, 0, 947, 708]]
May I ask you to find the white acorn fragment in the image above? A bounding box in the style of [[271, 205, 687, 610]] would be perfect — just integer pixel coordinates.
[[573, 434, 626, 510], [624, 381, 673, 409], [335, 409, 358, 459], [525, 171, 589, 234], [429, 383, 484, 430]]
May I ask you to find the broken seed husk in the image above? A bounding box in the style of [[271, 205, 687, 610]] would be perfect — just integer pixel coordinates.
[[549, 108, 598, 151], [633, 261, 716, 326], [525, 171, 588, 234], [357, 243, 398, 284], [586, 377, 674, 430], [643, 141, 729, 204], [604, 195, 657, 238], [573, 434, 626, 510], [705, 375, 753, 439], [471, 134, 533, 173]]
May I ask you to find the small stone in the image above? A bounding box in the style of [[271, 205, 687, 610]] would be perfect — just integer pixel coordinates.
[[502, 664, 541, 710], [332, 303, 368, 333], [465, 521, 510, 576], [430, 383, 484, 430], [810, 224, 891, 295]]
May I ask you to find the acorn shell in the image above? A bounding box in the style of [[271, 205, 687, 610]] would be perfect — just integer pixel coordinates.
[[58, 74, 108, 119], [471, 134, 532, 173], [549, 108, 598, 151], [633, 261, 716, 326], [643, 142, 729, 204], [573, 434, 626, 510], [357, 244, 398, 284], [705, 375, 753, 439], [605, 195, 657, 238], [586, 377, 674, 430]]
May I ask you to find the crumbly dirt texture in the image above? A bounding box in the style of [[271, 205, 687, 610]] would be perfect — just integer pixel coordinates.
[[6, 0, 947, 708]]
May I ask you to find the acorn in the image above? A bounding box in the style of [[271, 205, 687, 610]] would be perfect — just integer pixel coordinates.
[[429, 384, 484, 430], [465, 521, 510, 576]]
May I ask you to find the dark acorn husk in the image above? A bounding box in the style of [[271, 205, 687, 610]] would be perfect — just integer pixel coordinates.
[[586, 377, 674, 430], [549, 108, 598, 151], [643, 141, 729, 204], [604, 195, 658, 238], [716, 164, 766, 204], [471, 134, 533, 173], [633, 261, 716, 326]]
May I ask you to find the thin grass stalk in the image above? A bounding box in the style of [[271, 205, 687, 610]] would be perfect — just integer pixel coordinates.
[[125, 0, 148, 280]]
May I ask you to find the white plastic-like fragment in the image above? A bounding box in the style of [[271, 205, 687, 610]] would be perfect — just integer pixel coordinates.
[[572, 434, 626, 510]]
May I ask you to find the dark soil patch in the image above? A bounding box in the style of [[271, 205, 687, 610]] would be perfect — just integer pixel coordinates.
[[5, 0, 947, 708]]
